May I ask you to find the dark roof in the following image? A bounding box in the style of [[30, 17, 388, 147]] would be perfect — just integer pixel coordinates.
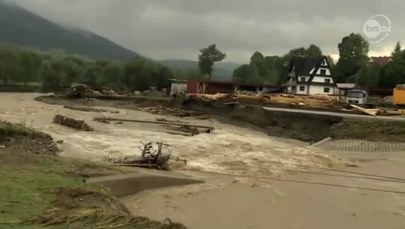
[[288, 56, 325, 76]]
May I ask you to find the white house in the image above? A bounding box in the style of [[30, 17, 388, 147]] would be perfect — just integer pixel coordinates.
[[286, 56, 337, 95]]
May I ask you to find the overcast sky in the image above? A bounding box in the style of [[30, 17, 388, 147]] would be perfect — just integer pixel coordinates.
[[10, 0, 405, 63]]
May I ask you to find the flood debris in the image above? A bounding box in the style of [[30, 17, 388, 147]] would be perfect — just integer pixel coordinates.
[[63, 105, 119, 114], [107, 142, 187, 170], [167, 125, 212, 136], [140, 106, 200, 117], [67, 84, 127, 100], [94, 117, 213, 136], [67, 84, 101, 98], [53, 115, 94, 131]]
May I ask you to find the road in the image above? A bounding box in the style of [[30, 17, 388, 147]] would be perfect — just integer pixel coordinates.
[[263, 106, 405, 121]]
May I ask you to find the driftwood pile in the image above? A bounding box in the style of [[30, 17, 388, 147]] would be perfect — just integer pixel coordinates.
[[53, 115, 94, 131], [67, 85, 101, 98], [140, 106, 199, 117], [67, 85, 128, 100], [94, 117, 213, 136]]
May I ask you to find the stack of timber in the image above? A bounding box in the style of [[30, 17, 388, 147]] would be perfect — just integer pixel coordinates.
[[53, 115, 94, 131], [191, 93, 341, 109], [192, 93, 230, 102], [268, 94, 340, 109]]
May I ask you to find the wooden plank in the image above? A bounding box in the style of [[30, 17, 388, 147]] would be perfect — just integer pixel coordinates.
[[350, 104, 378, 116]]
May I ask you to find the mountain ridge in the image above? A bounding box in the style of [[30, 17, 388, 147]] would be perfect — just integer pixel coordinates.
[[0, 1, 139, 61]]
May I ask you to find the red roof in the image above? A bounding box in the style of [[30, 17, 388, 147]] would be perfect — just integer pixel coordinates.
[[369, 56, 392, 66], [191, 80, 284, 88]]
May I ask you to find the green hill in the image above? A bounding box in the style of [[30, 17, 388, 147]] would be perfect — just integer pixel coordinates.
[[0, 1, 139, 61]]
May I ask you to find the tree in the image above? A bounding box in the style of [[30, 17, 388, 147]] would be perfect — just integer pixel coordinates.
[[232, 64, 250, 82], [62, 57, 82, 87], [284, 45, 323, 61], [0, 48, 21, 85], [392, 42, 402, 60], [264, 56, 287, 83], [81, 63, 99, 87], [156, 67, 172, 89], [99, 61, 124, 90], [19, 51, 41, 85], [40, 60, 61, 92], [286, 47, 307, 58], [379, 43, 405, 88], [307, 44, 323, 57], [198, 44, 226, 80], [250, 51, 268, 77], [250, 51, 265, 63], [335, 33, 369, 82], [246, 64, 261, 83]]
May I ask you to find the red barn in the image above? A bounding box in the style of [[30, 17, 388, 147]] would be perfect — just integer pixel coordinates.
[[187, 80, 286, 94]]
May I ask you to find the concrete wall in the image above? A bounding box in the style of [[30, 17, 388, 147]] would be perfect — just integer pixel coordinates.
[[186, 101, 342, 142]]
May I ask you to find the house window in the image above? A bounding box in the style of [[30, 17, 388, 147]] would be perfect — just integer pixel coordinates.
[[300, 77, 306, 82], [299, 86, 306, 92], [324, 88, 330, 93], [320, 69, 326, 75], [325, 79, 331, 83]]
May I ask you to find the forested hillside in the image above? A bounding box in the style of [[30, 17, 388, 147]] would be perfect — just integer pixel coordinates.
[[0, 1, 138, 61]]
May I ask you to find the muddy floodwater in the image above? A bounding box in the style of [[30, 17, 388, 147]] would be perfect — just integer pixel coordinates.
[[0, 93, 340, 176], [2, 93, 405, 229]]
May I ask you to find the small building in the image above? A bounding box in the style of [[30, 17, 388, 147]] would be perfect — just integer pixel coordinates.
[[169, 79, 187, 96], [286, 56, 337, 95]]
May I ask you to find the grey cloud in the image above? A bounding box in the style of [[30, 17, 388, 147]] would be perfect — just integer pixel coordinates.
[[10, 0, 405, 62]]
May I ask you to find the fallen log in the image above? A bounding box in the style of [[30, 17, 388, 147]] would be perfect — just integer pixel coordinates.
[[94, 117, 214, 132], [53, 115, 94, 131], [165, 131, 193, 137], [64, 105, 119, 113], [156, 118, 188, 124]]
